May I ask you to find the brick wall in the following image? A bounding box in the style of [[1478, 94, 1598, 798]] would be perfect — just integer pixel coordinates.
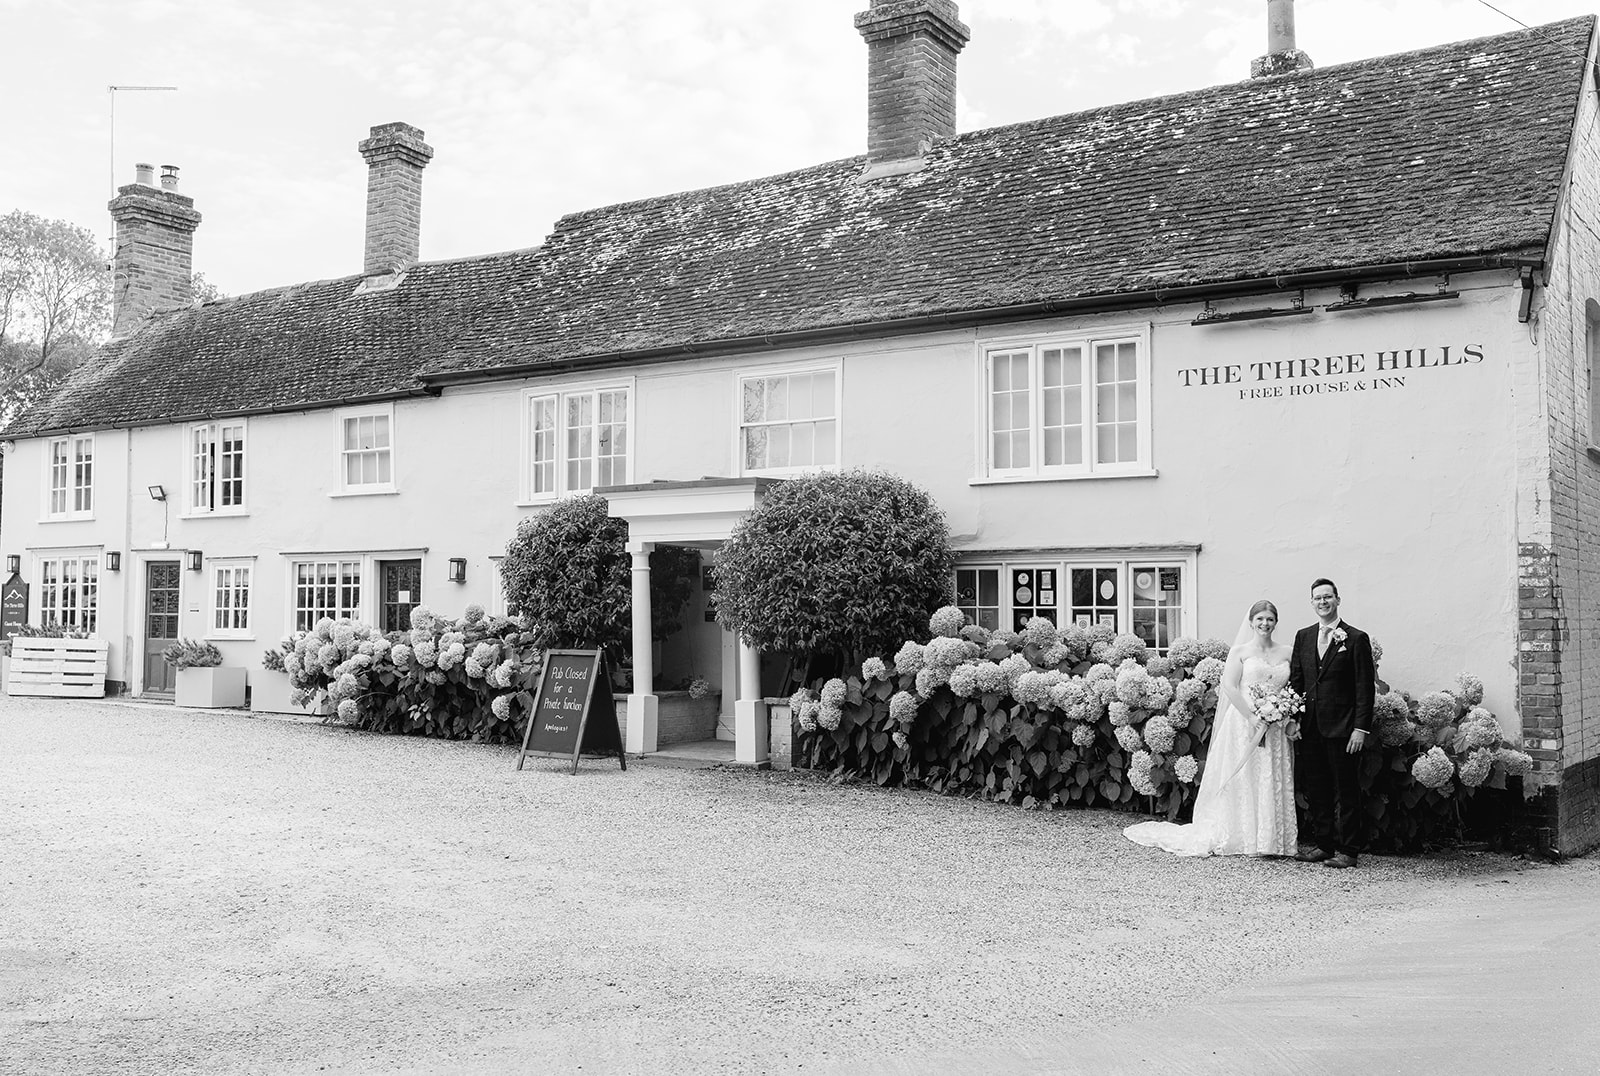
[[358, 122, 433, 275], [1523, 35, 1600, 853], [108, 185, 200, 337], [854, 0, 969, 163]]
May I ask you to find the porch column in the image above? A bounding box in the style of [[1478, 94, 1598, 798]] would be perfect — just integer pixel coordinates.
[[734, 637, 769, 765], [625, 541, 658, 754]]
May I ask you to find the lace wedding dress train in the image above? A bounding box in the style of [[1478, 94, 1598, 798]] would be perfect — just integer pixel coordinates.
[[1124, 657, 1297, 857]]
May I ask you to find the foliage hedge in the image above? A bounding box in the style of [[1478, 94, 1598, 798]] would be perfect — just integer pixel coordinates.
[[789, 610, 1535, 852]]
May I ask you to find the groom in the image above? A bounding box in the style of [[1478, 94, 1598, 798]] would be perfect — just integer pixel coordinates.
[[1288, 578, 1376, 868]]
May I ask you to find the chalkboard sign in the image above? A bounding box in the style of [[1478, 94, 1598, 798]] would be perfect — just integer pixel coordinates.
[[1, 576, 28, 641], [515, 650, 626, 774]]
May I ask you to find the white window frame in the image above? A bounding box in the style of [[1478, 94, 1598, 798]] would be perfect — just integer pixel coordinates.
[[951, 551, 1197, 654], [44, 434, 95, 519], [334, 404, 396, 496], [288, 557, 365, 631], [972, 325, 1154, 483], [733, 360, 843, 477], [185, 419, 248, 516], [518, 378, 636, 504], [34, 550, 101, 633], [209, 560, 254, 639]]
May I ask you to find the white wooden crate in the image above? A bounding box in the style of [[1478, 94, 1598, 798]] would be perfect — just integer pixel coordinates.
[[5, 638, 109, 697]]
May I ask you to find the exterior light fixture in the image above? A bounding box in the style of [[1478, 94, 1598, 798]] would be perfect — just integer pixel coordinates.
[[448, 557, 467, 583], [148, 484, 166, 501], [106, 551, 122, 571], [5, 554, 19, 575], [186, 550, 203, 572]]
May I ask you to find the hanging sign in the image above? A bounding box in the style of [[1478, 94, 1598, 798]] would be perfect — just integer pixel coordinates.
[[1, 576, 28, 641], [515, 649, 626, 774]]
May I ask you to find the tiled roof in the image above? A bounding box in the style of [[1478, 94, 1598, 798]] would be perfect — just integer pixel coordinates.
[[7, 16, 1592, 436]]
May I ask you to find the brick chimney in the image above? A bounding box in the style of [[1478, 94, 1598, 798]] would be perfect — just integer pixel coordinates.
[[1251, 0, 1313, 78], [358, 122, 433, 276], [108, 162, 201, 338], [854, 0, 970, 176]]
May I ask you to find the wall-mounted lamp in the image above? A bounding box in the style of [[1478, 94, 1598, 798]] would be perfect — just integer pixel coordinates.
[[185, 550, 203, 572], [148, 484, 166, 501], [447, 557, 467, 583], [5, 554, 19, 575], [106, 551, 122, 572]]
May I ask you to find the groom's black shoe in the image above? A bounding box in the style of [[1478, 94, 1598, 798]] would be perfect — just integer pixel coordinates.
[[1294, 848, 1332, 863], [1323, 852, 1358, 869]]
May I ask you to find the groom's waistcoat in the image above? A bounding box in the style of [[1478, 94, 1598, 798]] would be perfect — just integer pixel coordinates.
[[1291, 621, 1377, 739]]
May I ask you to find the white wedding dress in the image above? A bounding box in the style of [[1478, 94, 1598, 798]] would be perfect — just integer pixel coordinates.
[[1124, 654, 1298, 857]]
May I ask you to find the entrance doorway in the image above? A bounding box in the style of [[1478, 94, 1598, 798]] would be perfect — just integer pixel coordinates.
[[144, 560, 181, 695], [378, 559, 422, 633]]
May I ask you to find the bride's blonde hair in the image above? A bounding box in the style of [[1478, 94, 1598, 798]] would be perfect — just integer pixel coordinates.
[[1248, 599, 1278, 620]]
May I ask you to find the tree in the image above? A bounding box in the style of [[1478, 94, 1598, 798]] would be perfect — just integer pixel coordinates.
[[499, 495, 702, 676], [0, 211, 109, 425], [712, 470, 954, 680]]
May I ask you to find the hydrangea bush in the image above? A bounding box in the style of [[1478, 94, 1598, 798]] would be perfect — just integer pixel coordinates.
[[793, 607, 1535, 850], [283, 605, 543, 743]]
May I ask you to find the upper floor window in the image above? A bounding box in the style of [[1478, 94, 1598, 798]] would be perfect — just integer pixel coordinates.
[[37, 554, 99, 633], [338, 408, 394, 493], [980, 329, 1151, 480], [210, 562, 253, 638], [188, 421, 246, 514], [738, 365, 839, 475], [46, 435, 94, 518], [523, 383, 632, 501]]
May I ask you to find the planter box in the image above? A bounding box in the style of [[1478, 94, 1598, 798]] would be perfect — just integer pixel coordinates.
[[616, 691, 721, 747], [249, 671, 304, 715], [6, 638, 109, 697], [174, 666, 248, 709], [767, 700, 794, 770]]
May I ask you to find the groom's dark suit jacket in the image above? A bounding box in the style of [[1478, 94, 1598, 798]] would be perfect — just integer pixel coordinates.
[[1289, 622, 1377, 740]]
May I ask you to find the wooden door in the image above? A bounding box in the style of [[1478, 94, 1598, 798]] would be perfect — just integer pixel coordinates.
[[144, 561, 181, 694], [379, 559, 422, 633]]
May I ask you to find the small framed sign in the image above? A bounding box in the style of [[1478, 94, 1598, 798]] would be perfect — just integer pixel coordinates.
[[1, 576, 28, 641], [515, 649, 626, 774]]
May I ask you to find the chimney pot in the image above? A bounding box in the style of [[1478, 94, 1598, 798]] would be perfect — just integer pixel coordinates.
[[134, 162, 155, 186], [159, 164, 180, 190], [854, 1, 970, 171], [1252, 0, 1313, 78]]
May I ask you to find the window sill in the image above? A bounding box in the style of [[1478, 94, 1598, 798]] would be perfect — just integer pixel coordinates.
[[38, 514, 95, 524], [740, 465, 841, 478], [970, 469, 1158, 486], [181, 510, 249, 520], [328, 487, 398, 498], [205, 634, 255, 642]]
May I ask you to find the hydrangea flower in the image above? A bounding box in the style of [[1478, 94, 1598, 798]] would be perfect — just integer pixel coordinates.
[[464, 658, 485, 679], [889, 691, 920, 727], [959, 625, 992, 647], [948, 664, 980, 698], [337, 698, 358, 722], [990, 629, 1023, 651], [1145, 656, 1173, 678], [1115, 663, 1151, 706], [1021, 616, 1058, 652], [1411, 746, 1455, 790], [1458, 748, 1495, 788], [490, 694, 512, 720], [1167, 638, 1203, 669], [1378, 718, 1417, 747], [788, 687, 814, 714], [1127, 750, 1158, 795], [1454, 673, 1485, 707], [821, 679, 847, 708], [998, 653, 1033, 687], [414, 640, 438, 668], [1109, 634, 1148, 665], [861, 657, 888, 682], [891, 730, 910, 751], [1175, 678, 1209, 707], [925, 636, 979, 669], [1495, 748, 1534, 778], [914, 667, 944, 697], [408, 605, 436, 633], [1173, 754, 1199, 784], [463, 604, 485, 624], [817, 704, 842, 731], [929, 605, 966, 638], [1192, 657, 1226, 688], [1115, 725, 1144, 753], [1143, 675, 1174, 713], [1070, 722, 1097, 748], [1084, 663, 1115, 684], [1142, 715, 1177, 754], [1371, 640, 1384, 665], [1108, 701, 1133, 727], [974, 662, 1009, 695], [1459, 709, 1502, 749], [1198, 637, 1232, 661], [796, 700, 820, 733], [894, 641, 926, 677], [1415, 691, 1457, 729], [1057, 626, 1091, 665]]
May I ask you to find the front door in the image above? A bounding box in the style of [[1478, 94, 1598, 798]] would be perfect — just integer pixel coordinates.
[[144, 560, 181, 694], [378, 559, 422, 633]]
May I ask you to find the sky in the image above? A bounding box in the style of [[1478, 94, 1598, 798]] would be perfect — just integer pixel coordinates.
[[2, 0, 1595, 298]]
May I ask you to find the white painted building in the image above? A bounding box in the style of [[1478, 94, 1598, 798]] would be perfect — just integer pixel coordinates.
[[5, 2, 1600, 851]]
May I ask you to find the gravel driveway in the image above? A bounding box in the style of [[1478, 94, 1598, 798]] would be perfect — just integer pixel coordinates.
[[0, 696, 1589, 1075]]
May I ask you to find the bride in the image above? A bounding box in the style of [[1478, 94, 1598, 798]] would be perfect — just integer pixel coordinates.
[[1124, 600, 1297, 857]]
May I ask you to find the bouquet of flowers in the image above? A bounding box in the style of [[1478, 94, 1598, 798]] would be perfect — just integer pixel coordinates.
[[1247, 681, 1305, 741]]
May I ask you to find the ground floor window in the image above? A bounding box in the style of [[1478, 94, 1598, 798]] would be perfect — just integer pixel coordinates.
[[954, 554, 1192, 654], [37, 554, 99, 633], [292, 559, 362, 630], [212, 562, 252, 637]]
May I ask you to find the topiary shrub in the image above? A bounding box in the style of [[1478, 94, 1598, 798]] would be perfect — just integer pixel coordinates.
[[712, 470, 954, 679], [499, 494, 701, 668]]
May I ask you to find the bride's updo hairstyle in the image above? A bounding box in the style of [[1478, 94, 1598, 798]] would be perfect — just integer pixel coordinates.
[[1249, 599, 1278, 620]]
